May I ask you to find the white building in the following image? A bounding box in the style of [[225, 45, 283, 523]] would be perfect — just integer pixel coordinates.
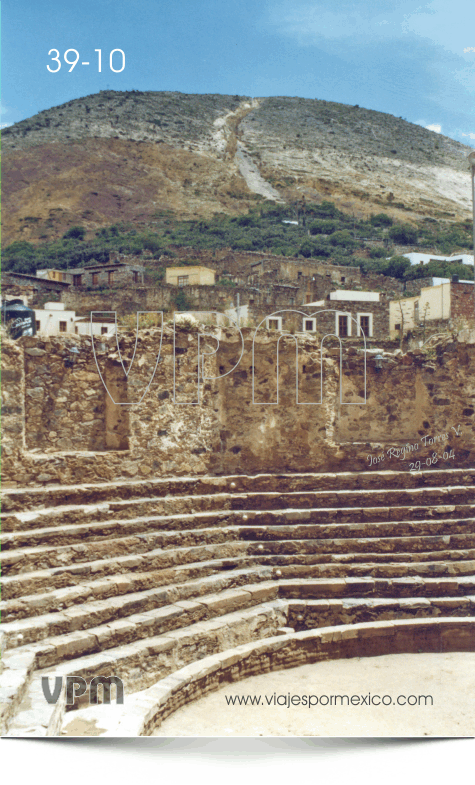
[[389, 280, 474, 338], [401, 252, 474, 267], [34, 302, 115, 337], [329, 290, 380, 303]]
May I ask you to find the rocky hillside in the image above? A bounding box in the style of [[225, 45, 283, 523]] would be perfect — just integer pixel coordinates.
[[2, 90, 473, 246]]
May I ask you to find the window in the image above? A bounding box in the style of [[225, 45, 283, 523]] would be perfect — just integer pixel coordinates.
[[357, 313, 373, 338], [305, 294, 312, 303], [75, 326, 78, 334], [92, 273, 98, 285], [266, 316, 282, 331], [395, 323, 401, 330], [59, 321, 67, 333], [414, 301, 419, 321], [133, 271, 139, 283], [101, 326, 108, 335], [297, 271, 302, 279], [35, 320, 40, 331], [360, 316, 370, 336], [178, 275, 189, 287], [337, 314, 349, 337], [341, 276, 346, 283], [303, 318, 316, 332], [108, 271, 114, 285], [73, 274, 82, 286]]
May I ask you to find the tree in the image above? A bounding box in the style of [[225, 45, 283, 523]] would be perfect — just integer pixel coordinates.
[[63, 226, 86, 240], [385, 255, 412, 279], [370, 213, 393, 227], [388, 224, 417, 244]]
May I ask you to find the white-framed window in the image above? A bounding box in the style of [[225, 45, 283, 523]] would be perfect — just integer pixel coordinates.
[[302, 317, 316, 332], [357, 312, 373, 338], [335, 311, 351, 337], [266, 316, 282, 331], [178, 275, 189, 287]]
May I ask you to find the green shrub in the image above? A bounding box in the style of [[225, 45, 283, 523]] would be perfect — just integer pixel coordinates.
[[369, 246, 388, 259], [309, 219, 339, 235], [370, 213, 393, 227], [63, 226, 86, 240], [388, 224, 417, 244]]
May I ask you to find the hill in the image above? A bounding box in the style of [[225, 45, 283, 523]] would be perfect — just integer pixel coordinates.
[[2, 90, 474, 246]]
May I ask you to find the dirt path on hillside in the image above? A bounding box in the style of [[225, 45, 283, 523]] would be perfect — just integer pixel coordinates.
[[211, 99, 283, 202]]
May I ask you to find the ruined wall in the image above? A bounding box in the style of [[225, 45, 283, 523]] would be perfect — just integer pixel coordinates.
[[360, 271, 433, 297], [23, 338, 109, 453], [1, 326, 474, 486], [450, 282, 475, 325]]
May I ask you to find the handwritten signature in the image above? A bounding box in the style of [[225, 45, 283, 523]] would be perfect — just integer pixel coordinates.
[[367, 424, 462, 467]]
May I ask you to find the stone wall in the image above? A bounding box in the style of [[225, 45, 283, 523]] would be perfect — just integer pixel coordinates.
[[2, 326, 474, 486], [451, 282, 475, 325], [63, 281, 392, 337]]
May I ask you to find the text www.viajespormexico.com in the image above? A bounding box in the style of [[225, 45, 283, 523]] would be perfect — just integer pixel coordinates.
[[225, 693, 434, 707]]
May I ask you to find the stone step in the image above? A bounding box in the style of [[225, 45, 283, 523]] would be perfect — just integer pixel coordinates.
[[286, 596, 475, 629], [2, 534, 250, 576], [3, 468, 474, 512], [1, 554, 268, 601], [270, 559, 475, 579], [3, 540, 475, 607], [1, 582, 281, 651], [2, 486, 474, 532], [3, 562, 475, 651], [0, 568, 275, 622], [253, 549, 475, 567], [3, 509, 475, 548], [15, 600, 289, 676], [4, 571, 475, 624], [278, 576, 475, 598], [4, 524, 475, 576], [3, 500, 475, 536], [0, 650, 36, 736], [4, 600, 287, 734]]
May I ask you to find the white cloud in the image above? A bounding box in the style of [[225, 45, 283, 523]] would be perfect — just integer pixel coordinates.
[[402, 0, 475, 56], [426, 123, 442, 133], [265, 2, 400, 44], [266, 0, 475, 56], [461, 131, 475, 139]]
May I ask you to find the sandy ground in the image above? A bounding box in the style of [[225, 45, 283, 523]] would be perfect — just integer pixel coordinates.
[[153, 652, 475, 737]]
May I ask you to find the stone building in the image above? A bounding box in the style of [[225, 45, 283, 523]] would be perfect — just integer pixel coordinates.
[[260, 291, 387, 339], [165, 265, 216, 286], [2, 271, 70, 306], [37, 260, 145, 288]]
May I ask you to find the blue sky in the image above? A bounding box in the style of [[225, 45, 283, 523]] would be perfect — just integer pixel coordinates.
[[2, 0, 475, 145]]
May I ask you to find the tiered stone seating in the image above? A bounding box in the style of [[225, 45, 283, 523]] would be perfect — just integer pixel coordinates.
[[1, 468, 474, 736]]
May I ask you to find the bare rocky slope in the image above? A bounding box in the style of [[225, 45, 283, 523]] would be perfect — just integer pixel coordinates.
[[2, 90, 473, 245]]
